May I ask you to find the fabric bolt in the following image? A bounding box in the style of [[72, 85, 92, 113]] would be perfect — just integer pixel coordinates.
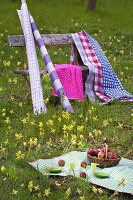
[[71, 31, 111, 103], [17, 0, 46, 114], [86, 32, 133, 101], [29, 151, 133, 194], [52, 64, 84, 100], [29, 15, 74, 113]]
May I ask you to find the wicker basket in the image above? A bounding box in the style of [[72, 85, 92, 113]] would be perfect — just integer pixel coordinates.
[[87, 154, 121, 168]]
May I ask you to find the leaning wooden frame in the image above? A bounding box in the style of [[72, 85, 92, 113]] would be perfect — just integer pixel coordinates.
[[8, 33, 89, 86]]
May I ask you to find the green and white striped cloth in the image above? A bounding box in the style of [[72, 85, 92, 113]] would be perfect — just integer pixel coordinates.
[[29, 151, 133, 194]]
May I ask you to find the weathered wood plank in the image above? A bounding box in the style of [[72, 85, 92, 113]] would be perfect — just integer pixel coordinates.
[[8, 34, 74, 47], [14, 68, 48, 76], [14, 67, 89, 88]]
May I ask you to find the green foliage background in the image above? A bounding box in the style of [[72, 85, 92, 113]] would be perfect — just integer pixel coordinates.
[[0, 0, 133, 199]]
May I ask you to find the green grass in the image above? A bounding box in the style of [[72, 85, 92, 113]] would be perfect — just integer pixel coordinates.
[[0, 0, 133, 199]]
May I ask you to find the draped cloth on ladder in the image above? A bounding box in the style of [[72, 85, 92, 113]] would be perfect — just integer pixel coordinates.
[[17, 0, 46, 114], [71, 31, 133, 103], [86, 32, 133, 102]]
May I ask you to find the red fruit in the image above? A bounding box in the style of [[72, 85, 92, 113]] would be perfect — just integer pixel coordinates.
[[80, 171, 87, 178], [98, 151, 105, 159], [58, 159, 65, 166], [107, 151, 118, 159], [94, 149, 101, 157], [81, 161, 87, 168], [107, 151, 114, 159], [87, 149, 95, 156], [113, 152, 118, 159]]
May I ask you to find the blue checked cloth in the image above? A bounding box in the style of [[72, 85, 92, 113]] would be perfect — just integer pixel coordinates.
[[86, 33, 133, 101]]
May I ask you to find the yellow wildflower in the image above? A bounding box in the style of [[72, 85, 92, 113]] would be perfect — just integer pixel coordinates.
[[13, 78, 17, 84], [1, 166, 6, 172], [117, 122, 123, 129], [79, 134, 84, 139], [23, 142, 27, 147], [28, 181, 34, 192], [44, 188, 51, 196], [34, 185, 40, 191], [3, 60, 11, 67], [77, 125, 84, 132], [16, 150, 25, 160], [102, 119, 109, 127], [20, 183, 25, 187], [46, 138, 52, 146], [37, 193, 42, 197], [17, 61, 21, 66], [44, 98, 49, 104], [93, 116, 98, 121], [65, 187, 71, 196], [15, 133, 23, 140], [39, 128, 44, 136], [21, 117, 27, 124], [50, 128, 56, 133], [79, 195, 86, 200], [38, 121, 43, 127], [5, 117, 11, 124], [46, 119, 54, 126], [58, 117, 61, 122], [12, 189, 18, 195], [62, 111, 71, 120], [4, 139, 9, 145], [30, 120, 35, 126], [28, 137, 38, 147], [55, 181, 61, 187], [88, 132, 93, 138], [98, 188, 104, 194], [75, 23, 79, 26], [92, 186, 98, 193], [77, 187, 82, 194], [93, 129, 102, 137], [18, 102, 23, 107]]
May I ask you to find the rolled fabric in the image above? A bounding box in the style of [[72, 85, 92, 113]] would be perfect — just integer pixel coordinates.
[[30, 15, 74, 113], [18, 0, 47, 114]]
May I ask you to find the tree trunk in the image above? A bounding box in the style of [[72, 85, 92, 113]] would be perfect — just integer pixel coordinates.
[[87, 0, 97, 11]]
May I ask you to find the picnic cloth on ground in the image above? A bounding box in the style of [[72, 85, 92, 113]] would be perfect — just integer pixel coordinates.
[[29, 151, 133, 194], [52, 64, 84, 101], [29, 15, 74, 113], [17, 0, 46, 114], [71, 31, 133, 103]]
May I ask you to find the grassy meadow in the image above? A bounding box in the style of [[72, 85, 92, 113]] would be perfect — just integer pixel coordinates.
[[0, 0, 133, 199]]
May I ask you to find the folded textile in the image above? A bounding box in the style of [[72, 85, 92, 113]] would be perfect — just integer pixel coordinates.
[[29, 151, 133, 194], [52, 64, 84, 101]]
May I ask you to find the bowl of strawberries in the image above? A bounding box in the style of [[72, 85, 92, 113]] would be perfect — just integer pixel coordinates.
[[87, 144, 121, 168]]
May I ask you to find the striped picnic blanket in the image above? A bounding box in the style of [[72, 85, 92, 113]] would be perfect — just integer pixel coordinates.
[[29, 151, 133, 194], [71, 31, 133, 103]]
